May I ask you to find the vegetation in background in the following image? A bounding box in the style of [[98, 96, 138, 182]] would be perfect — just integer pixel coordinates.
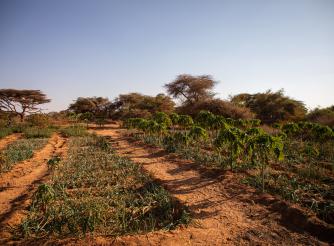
[[164, 74, 253, 119], [0, 89, 50, 123], [0, 127, 13, 139], [0, 138, 48, 173], [20, 136, 190, 238], [230, 89, 307, 124], [307, 105, 334, 128], [60, 125, 89, 137]]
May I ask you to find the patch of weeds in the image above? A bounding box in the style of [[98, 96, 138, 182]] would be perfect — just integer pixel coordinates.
[[60, 125, 89, 137], [0, 138, 48, 173], [20, 136, 190, 238], [47, 156, 61, 170], [23, 127, 54, 138], [0, 127, 13, 138]]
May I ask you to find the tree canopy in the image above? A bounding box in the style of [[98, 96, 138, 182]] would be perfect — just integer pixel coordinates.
[[0, 89, 50, 121], [307, 105, 334, 128], [164, 74, 217, 104], [112, 93, 175, 119], [230, 89, 307, 124], [68, 97, 111, 116]]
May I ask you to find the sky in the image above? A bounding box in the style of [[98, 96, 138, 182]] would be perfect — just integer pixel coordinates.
[[0, 0, 333, 112]]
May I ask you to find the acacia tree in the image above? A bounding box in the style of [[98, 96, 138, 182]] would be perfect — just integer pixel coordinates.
[[0, 89, 50, 122], [165, 74, 216, 104], [68, 97, 110, 116], [230, 89, 307, 124]]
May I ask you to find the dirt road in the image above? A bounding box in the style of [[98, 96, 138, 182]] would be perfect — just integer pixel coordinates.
[[92, 125, 327, 246]]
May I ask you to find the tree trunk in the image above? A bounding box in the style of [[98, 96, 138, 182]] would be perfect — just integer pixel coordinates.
[[19, 113, 24, 122]]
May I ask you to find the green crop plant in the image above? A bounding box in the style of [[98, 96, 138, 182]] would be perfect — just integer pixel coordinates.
[[195, 111, 216, 130], [189, 126, 208, 142], [214, 126, 245, 170], [153, 112, 172, 128], [245, 133, 284, 192], [178, 115, 194, 130]]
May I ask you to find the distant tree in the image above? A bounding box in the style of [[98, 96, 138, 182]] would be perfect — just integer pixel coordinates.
[[307, 105, 334, 128], [230, 89, 306, 124], [164, 74, 217, 104], [68, 97, 110, 116], [178, 99, 254, 120], [112, 93, 175, 119], [0, 89, 50, 122]]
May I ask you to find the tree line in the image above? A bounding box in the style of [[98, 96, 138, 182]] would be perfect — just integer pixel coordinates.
[[0, 74, 333, 127]]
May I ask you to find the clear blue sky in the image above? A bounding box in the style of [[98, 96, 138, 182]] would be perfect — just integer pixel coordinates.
[[0, 0, 333, 111]]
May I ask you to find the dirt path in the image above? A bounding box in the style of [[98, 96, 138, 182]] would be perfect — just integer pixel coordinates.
[[92, 125, 326, 246], [0, 134, 21, 151], [0, 134, 67, 242]]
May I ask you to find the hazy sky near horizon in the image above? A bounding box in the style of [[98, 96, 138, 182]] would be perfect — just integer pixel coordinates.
[[0, 0, 333, 112]]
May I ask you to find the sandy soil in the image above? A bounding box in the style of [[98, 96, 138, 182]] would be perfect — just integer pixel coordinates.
[[0, 134, 67, 244], [89, 125, 328, 246], [0, 134, 21, 151]]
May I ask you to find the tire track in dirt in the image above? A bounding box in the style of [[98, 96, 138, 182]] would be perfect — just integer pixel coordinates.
[[0, 134, 21, 151], [0, 133, 68, 241], [93, 125, 326, 246]]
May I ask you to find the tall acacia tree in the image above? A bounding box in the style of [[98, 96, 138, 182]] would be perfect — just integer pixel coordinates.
[[0, 89, 50, 122], [164, 74, 217, 104]]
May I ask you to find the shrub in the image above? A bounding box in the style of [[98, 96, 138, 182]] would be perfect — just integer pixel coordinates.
[[60, 125, 89, 137], [0, 128, 13, 139], [23, 127, 54, 138], [0, 138, 48, 173]]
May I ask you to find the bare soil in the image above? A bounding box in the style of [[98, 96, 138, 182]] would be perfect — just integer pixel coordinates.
[[86, 124, 330, 246], [0, 134, 67, 244]]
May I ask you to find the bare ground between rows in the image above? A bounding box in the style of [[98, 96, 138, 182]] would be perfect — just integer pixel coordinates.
[[0, 133, 68, 245], [0, 134, 21, 151], [84, 124, 330, 246]]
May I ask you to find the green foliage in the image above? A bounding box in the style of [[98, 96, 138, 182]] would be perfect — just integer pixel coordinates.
[[214, 126, 245, 169], [0, 127, 13, 138], [47, 156, 61, 170], [153, 112, 172, 127], [0, 138, 48, 173], [21, 136, 189, 237], [230, 89, 307, 124], [170, 113, 180, 125], [245, 133, 284, 191], [195, 111, 216, 129], [60, 125, 89, 137], [178, 115, 194, 129], [189, 126, 208, 141], [23, 127, 54, 138], [26, 114, 50, 127]]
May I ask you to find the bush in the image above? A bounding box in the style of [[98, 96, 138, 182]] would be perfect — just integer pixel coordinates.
[[0, 138, 48, 173], [26, 114, 50, 127], [307, 106, 334, 128], [60, 125, 89, 137], [0, 128, 13, 139], [177, 99, 254, 120], [23, 127, 54, 138]]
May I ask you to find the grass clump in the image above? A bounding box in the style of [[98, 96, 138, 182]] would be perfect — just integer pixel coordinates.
[[0, 138, 48, 173], [0, 127, 13, 138], [60, 125, 89, 137], [20, 135, 190, 238], [23, 127, 54, 138]]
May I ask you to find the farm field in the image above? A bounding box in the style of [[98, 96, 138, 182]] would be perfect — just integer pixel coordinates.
[[2, 1, 334, 244], [0, 118, 332, 245]]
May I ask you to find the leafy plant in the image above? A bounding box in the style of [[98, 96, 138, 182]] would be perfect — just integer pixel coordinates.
[[214, 126, 245, 170], [245, 133, 284, 192]]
